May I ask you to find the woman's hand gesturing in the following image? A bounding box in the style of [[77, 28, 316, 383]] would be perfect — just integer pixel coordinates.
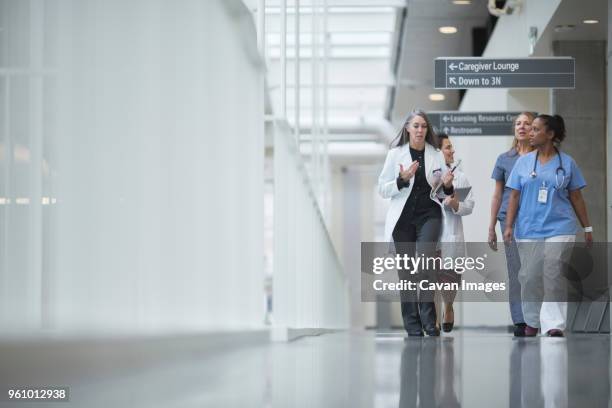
[[400, 160, 419, 182]]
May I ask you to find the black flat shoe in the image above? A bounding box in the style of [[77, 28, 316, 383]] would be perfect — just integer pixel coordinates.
[[546, 329, 564, 337], [425, 327, 440, 337], [514, 323, 527, 337], [406, 331, 424, 338]]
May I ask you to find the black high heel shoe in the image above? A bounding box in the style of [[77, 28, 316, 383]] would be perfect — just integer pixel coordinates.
[[442, 306, 454, 333]]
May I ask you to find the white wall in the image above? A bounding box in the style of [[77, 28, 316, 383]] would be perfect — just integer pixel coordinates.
[[328, 163, 387, 329], [456, 0, 561, 327], [0, 0, 265, 333], [272, 122, 349, 331]]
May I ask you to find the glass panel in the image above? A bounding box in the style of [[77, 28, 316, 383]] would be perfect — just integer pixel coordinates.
[[0, 0, 30, 68]]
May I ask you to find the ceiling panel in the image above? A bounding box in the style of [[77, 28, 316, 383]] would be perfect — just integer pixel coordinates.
[[390, 0, 491, 124]]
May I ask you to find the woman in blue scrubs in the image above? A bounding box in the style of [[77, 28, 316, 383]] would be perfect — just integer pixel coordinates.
[[503, 114, 593, 337], [488, 112, 534, 337]]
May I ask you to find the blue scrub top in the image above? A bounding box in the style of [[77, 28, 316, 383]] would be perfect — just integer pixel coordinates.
[[491, 149, 521, 221], [506, 150, 586, 239]]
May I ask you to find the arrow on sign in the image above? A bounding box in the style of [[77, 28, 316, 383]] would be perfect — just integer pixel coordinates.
[[449, 77, 457, 85], [443, 115, 450, 121], [443, 127, 450, 133], [449, 63, 457, 71]]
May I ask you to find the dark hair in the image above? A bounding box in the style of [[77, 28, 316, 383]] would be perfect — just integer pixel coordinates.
[[535, 114, 566, 144], [437, 132, 449, 149], [390, 110, 439, 149]]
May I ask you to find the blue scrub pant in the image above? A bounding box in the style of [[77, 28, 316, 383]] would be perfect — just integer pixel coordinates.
[[499, 218, 525, 325]]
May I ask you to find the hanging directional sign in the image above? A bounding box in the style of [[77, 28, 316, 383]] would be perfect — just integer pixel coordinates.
[[428, 111, 528, 136], [434, 57, 575, 89]]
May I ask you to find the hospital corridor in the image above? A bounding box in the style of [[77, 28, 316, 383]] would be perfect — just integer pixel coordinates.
[[0, 0, 611, 407]]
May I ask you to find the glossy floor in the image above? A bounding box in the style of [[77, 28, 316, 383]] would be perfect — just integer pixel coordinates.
[[0, 329, 610, 407]]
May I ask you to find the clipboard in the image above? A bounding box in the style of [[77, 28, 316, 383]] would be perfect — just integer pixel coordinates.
[[453, 186, 472, 202], [432, 185, 472, 202]]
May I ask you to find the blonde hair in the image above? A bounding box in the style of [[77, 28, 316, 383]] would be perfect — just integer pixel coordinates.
[[510, 111, 536, 153]]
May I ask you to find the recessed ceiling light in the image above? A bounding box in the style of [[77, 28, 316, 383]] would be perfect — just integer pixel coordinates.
[[439, 26, 458, 34], [429, 93, 445, 101], [554, 24, 575, 33], [452, 0, 471, 4], [583, 19, 599, 24]]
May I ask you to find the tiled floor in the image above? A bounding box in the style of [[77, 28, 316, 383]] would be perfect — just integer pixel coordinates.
[[0, 329, 610, 407]]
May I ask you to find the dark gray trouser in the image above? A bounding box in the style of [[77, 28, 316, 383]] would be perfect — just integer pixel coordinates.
[[393, 217, 441, 333]]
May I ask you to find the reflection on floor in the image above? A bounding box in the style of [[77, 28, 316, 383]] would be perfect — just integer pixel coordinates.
[[377, 329, 610, 408], [0, 329, 609, 407]]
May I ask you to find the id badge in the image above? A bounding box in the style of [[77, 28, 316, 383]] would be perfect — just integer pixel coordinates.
[[538, 183, 548, 204]]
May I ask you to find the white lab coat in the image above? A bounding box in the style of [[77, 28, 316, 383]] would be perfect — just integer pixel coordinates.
[[438, 166, 474, 258], [377, 143, 450, 243]]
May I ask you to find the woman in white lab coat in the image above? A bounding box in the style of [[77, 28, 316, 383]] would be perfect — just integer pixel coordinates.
[[378, 110, 454, 337], [436, 133, 474, 332]]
